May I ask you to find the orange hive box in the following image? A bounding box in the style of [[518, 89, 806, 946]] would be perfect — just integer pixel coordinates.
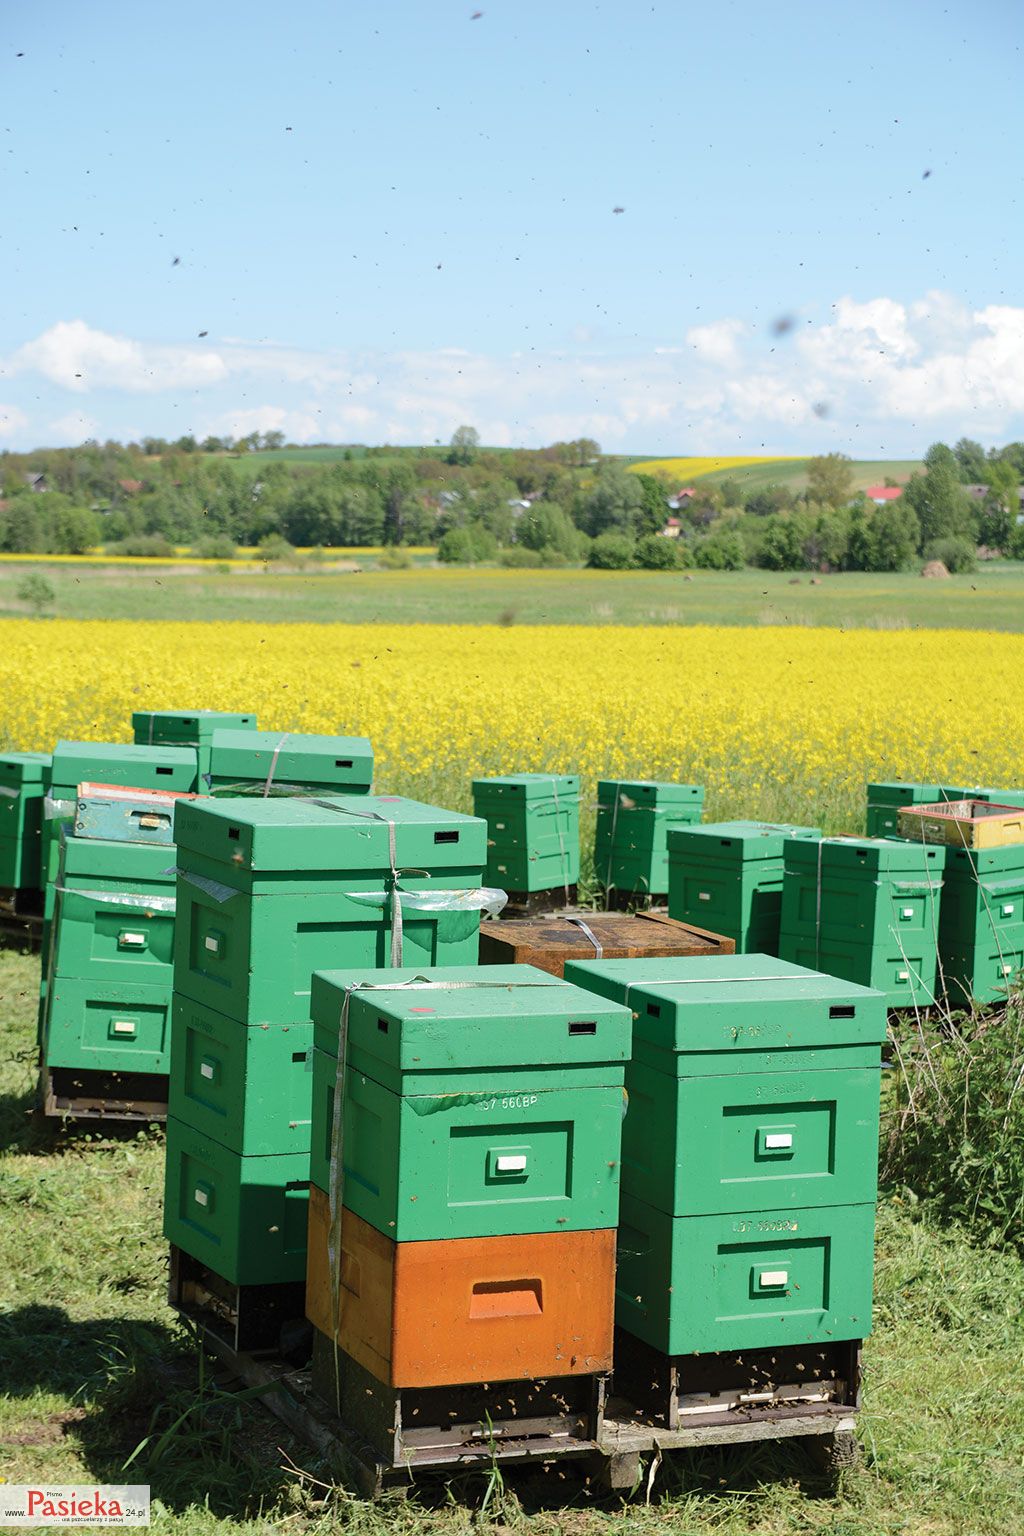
[[305, 1185, 614, 1388]]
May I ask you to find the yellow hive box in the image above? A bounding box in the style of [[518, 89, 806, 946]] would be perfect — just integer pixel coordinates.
[[898, 800, 1024, 849]]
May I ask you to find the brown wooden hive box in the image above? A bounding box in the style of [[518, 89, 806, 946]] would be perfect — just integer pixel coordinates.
[[477, 910, 736, 976]]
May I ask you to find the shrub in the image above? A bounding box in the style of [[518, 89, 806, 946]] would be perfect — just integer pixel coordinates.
[[257, 532, 298, 564], [538, 547, 571, 568], [193, 535, 238, 559], [634, 534, 679, 570], [437, 525, 498, 564], [16, 572, 55, 616], [104, 534, 176, 558], [882, 999, 1024, 1250], [694, 528, 745, 570], [499, 547, 543, 569], [923, 536, 977, 574], [586, 533, 635, 570], [376, 545, 412, 570]]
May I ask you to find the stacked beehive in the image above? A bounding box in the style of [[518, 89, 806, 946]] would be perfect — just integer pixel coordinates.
[[938, 844, 1024, 1005], [564, 954, 886, 1424], [40, 742, 200, 1086], [41, 782, 195, 1113], [164, 795, 490, 1343], [595, 780, 704, 907], [472, 773, 579, 913], [0, 752, 51, 910], [132, 709, 258, 783], [304, 963, 631, 1457], [778, 836, 943, 1008], [667, 821, 822, 954], [939, 783, 1024, 809]]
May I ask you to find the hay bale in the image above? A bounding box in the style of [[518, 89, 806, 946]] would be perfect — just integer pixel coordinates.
[[921, 560, 951, 579]]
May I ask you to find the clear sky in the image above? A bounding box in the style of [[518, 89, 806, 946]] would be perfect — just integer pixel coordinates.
[[2, 0, 1022, 455]]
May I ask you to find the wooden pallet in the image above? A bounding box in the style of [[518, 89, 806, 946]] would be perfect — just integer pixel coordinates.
[[187, 1318, 859, 1497]]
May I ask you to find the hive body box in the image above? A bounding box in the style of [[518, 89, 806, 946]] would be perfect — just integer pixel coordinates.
[[305, 963, 629, 1390], [563, 954, 886, 1360], [206, 729, 373, 796], [472, 773, 579, 906], [164, 798, 490, 1287], [667, 821, 822, 954], [864, 780, 941, 839], [307, 962, 630, 1238], [132, 710, 257, 781], [43, 834, 176, 1076], [0, 752, 51, 896], [778, 836, 942, 1008], [74, 785, 199, 847], [939, 843, 1024, 1004], [940, 784, 1024, 810], [595, 780, 704, 903], [172, 796, 488, 1023], [478, 911, 735, 977], [899, 800, 1024, 850]]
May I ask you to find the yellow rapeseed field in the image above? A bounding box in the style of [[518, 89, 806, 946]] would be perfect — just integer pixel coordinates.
[[629, 455, 801, 481], [0, 620, 1020, 837]]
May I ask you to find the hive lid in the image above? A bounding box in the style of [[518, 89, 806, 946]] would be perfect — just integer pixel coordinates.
[[172, 793, 487, 873], [472, 773, 580, 800], [667, 821, 822, 861], [563, 953, 887, 1053], [596, 780, 704, 806], [207, 729, 373, 789], [940, 785, 1024, 809], [782, 834, 943, 876], [51, 740, 198, 794], [133, 710, 257, 743], [310, 962, 631, 1072], [0, 752, 52, 786], [866, 781, 942, 804]]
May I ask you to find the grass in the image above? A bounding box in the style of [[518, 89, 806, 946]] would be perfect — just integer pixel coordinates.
[[1, 946, 1022, 1533], [1, 562, 1023, 629], [628, 459, 924, 495]]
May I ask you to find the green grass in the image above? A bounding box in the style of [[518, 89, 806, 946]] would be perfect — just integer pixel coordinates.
[[1, 947, 1022, 1533], [1, 562, 1022, 629]]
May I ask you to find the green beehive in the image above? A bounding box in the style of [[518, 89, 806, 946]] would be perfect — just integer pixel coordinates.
[[43, 974, 172, 1074], [564, 954, 884, 1356], [74, 787, 189, 846], [616, 1191, 877, 1356], [168, 995, 312, 1156], [163, 1116, 310, 1285], [472, 774, 579, 895], [939, 843, 1024, 1004], [133, 710, 258, 781], [779, 837, 943, 946], [595, 780, 704, 901], [667, 821, 822, 954], [307, 963, 630, 1241], [206, 729, 373, 796], [50, 836, 177, 987], [0, 752, 51, 893], [562, 955, 885, 1215], [865, 781, 942, 838], [172, 796, 488, 1024]]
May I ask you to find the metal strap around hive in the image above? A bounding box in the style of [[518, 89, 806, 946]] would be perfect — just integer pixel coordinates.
[[325, 974, 568, 1413], [52, 885, 176, 913], [298, 797, 405, 966], [262, 733, 290, 798], [549, 777, 571, 906], [560, 914, 604, 957], [602, 782, 622, 910]]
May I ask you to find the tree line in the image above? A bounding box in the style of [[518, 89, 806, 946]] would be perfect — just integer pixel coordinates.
[[0, 428, 1021, 573]]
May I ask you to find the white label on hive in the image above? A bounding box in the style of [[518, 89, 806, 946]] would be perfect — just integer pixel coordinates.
[[120, 931, 146, 947], [759, 1270, 788, 1288], [764, 1132, 793, 1150], [194, 1188, 208, 1207], [897, 970, 909, 981], [698, 892, 710, 901], [1003, 904, 1015, 916], [496, 1154, 527, 1173], [200, 1062, 215, 1079], [112, 1019, 136, 1035], [204, 936, 220, 953], [901, 908, 914, 919]]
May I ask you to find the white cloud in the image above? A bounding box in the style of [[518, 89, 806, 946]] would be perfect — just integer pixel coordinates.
[[4, 293, 1024, 453], [685, 318, 745, 367], [10, 319, 229, 393]]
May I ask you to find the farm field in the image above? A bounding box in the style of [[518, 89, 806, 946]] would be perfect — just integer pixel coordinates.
[[1, 561, 1022, 629], [3, 955, 1023, 1536], [628, 456, 924, 495], [1, 620, 1022, 837]]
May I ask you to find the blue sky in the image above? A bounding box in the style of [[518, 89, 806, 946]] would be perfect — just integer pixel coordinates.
[[2, 0, 1022, 455]]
